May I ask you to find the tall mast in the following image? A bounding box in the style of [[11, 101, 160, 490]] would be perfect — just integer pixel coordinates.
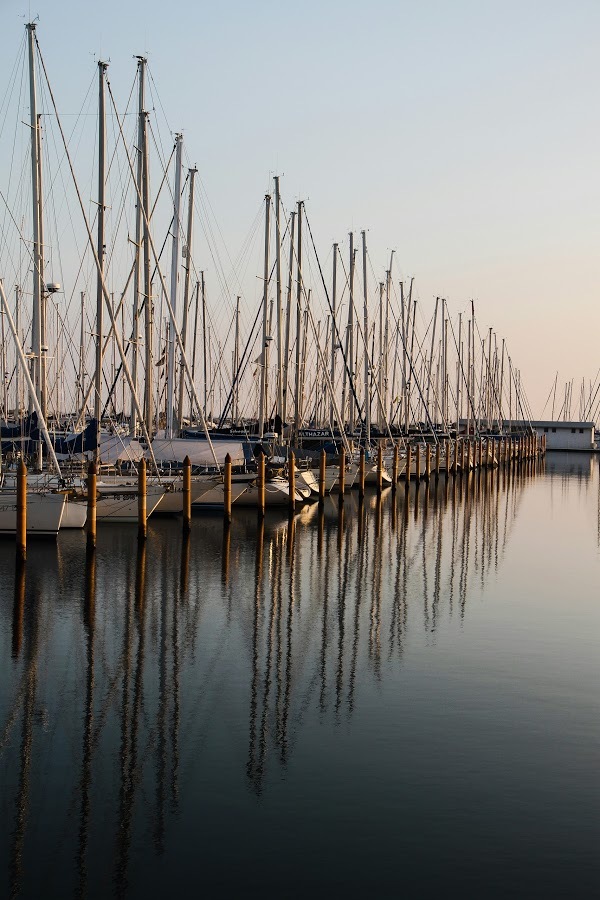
[[166, 133, 183, 438], [94, 60, 108, 460], [140, 108, 153, 437], [330, 242, 338, 427], [348, 237, 355, 434], [487, 326, 493, 427], [442, 300, 448, 428], [15, 286, 22, 417], [427, 298, 439, 425], [78, 291, 85, 414], [378, 280, 384, 430], [282, 210, 295, 427], [26, 24, 42, 420], [399, 281, 406, 428], [471, 301, 476, 434], [466, 318, 472, 437], [293, 200, 302, 437], [233, 296, 240, 425], [341, 233, 355, 433], [190, 279, 200, 416], [390, 313, 399, 426], [383, 257, 393, 430], [299, 304, 309, 424], [177, 165, 197, 432], [274, 176, 283, 427], [37, 112, 47, 422], [361, 230, 370, 446], [455, 312, 462, 435], [258, 194, 271, 440], [201, 271, 207, 418], [405, 280, 415, 434], [1, 309, 6, 418], [499, 338, 505, 429], [130, 56, 146, 436]]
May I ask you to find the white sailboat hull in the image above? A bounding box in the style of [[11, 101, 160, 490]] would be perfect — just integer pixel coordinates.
[[95, 482, 166, 523], [0, 490, 66, 537]]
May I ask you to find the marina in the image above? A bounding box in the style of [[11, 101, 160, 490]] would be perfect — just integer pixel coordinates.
[[0, 6, 598, 898]]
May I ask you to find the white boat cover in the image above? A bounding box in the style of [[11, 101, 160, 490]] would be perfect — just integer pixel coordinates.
[[147, 438, 245, 467], [56, 435, 145, 464]]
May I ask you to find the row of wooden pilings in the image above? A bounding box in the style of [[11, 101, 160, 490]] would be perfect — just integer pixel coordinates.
[[227, 432, 545, 520], [85, 455, 194, 551], [14, 434, 546, 560]]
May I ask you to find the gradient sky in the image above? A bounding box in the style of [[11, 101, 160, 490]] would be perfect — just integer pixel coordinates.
[[1, 0, 598, 415]]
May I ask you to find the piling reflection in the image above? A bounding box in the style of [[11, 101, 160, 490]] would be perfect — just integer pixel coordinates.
[[0, 456, 576, 896], [11, 563, 25, 659]]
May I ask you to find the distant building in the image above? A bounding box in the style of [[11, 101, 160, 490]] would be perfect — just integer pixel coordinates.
[[531, 421, 595, 451], [458, 419, 596, 451]]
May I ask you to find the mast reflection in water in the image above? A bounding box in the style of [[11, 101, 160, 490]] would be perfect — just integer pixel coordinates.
[[0, 457, 599, 898]]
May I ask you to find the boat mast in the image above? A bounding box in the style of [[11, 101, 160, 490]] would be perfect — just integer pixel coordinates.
[[330, 242, 338, 428], [26, 24, 43, 451], [15, 286, 22, 417], [233, 296, 240, 425], [177, 165, 196, 433], [142, 110, 153, 438], [499, 338, 505, 428], [293, 200, 302, 438], [78, 290, 85, 414], [455, 312, 462, 436], [382, 261, 391, 431], [399, 281, 406, 429], [378, 280, 384, 430], [1, 309, 6, 418], [94, 60, 108, 461], [348, 236, 355, 435], [37, 110, 48, 424], [282, 210, 296, 428], [130, 56, 145, 437], [361, 230, 370, 446], [0, 281, 61, 475], [166, 133, 183, 438], [405, 281, 415, 434], [190, 279, 200, 419], [466, 318, 472, 437], [258, 194, 271, 440], [201, 271, 207, 419], [427, 297, 439, 427], [274, 176, 284, 429]]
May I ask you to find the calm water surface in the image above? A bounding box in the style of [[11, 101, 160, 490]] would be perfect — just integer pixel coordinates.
[[1, 454, 599, 898]]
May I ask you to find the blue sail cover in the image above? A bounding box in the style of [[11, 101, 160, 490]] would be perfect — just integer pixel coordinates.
[[0, 415, 98, 456], [0, 412, 40, 454], [52, 419, 98, 455]]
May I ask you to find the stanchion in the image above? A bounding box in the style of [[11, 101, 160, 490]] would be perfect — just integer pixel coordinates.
[[338, 447, 346, 497], [182, 455, 192, 534], [318, 449, 326, 504], [16, 459, 27, 563], [224, 453, 232, 523], [288, 451, 296, 513], [138, 458, 147, 542], [86, 461, 97, 550], [392, 445, 399, 491], [257, 453, 266, 518]]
